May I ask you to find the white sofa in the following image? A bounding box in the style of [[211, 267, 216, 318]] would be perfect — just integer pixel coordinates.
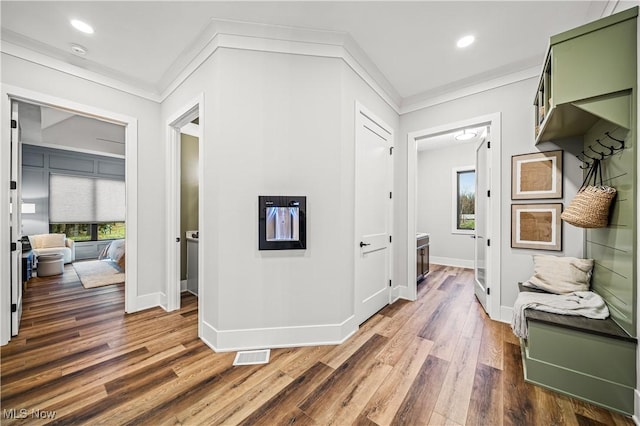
[[28, 233, 75, 264]]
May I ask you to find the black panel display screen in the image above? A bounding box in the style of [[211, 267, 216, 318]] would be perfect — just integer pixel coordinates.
[[259, 196, 306, 250]]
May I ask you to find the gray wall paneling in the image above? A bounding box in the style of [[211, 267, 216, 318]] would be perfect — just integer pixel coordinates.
[[21, 144, 125, 260]]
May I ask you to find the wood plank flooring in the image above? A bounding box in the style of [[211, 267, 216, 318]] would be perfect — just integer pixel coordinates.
[[1, 264, 634, 425]]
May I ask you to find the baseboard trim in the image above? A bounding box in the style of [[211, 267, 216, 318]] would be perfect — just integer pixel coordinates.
[[131, 292, 166, 312], [500, 306, 514, 324], [394, 284, 414, 301], [199, 315, 358, 352], [430, 256, 473, 269]]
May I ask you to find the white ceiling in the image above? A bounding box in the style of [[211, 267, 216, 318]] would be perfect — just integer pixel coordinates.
[[0, 1, 633, 106], [19, 102, 125, 157]]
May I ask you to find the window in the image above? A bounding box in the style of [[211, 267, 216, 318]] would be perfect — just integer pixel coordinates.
[[49, 174, 126, 241], [452, 166, 475, 234], [98, 222, 126, 240], [49, 174, 125, 223], [50, 223, 92, 241], [50, 223, 125, 241]]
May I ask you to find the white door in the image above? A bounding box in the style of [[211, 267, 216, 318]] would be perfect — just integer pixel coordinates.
[[10, 101, 23, 336], [474, 130, 489, 313], [355, 104, 393, 324]]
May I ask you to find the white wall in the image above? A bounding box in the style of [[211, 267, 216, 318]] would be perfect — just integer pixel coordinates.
[[216, 49, 346, 333], [0, 53, 164, 335], [397, 77, 585, 317], [417, 142, 475, 265], [162, 45, 398, 350]]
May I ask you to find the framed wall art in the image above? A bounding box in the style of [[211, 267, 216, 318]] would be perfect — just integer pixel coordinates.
[[511, 203, 562, 251], [512, 150, 563, 199]]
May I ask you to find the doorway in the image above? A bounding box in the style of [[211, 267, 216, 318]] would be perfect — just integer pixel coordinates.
[[3, 86, 138, 344], [407, 113, 501, 319], [179, 123, 200, 297], [166, 95, 203, 338]]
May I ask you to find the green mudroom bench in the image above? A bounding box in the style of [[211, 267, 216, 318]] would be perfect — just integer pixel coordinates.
[[518, 284, 636, 416]]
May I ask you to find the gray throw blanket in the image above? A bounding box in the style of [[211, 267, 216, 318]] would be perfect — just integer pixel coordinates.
[[511, 291, 609, 339]]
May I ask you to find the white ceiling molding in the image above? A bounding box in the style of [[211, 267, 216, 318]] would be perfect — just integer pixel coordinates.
[[400, 66, 540, 115], [5, 10, 624, 116], [1, 40, 162, 102], [397, 1, 624, 114], [1, 28, 160, 95], [2, 18, 402, 112], [159, 19, 402, 112]]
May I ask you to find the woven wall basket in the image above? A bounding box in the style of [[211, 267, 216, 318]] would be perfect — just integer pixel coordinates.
[[560, 185, 617, 228], [561, 158, 617, 228]]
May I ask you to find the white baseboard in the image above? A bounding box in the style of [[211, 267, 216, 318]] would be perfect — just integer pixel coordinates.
[[394, 284, 414, 301], [131, 292, 166, 312], [199, 315, 358, 352], [391, 284, 406, 301], [500, 306, 514, 324], [430, 256, 473, 269]]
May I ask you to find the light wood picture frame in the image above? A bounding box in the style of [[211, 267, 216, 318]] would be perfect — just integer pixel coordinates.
[[511, 203, 562, 251], [512, 150, 563, 199]]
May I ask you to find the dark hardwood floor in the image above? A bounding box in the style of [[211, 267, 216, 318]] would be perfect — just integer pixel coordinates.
[[1, 264, 634, 425]]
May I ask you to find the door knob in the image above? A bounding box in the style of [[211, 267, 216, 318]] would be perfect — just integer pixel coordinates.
[[360, 241, 371, 247]]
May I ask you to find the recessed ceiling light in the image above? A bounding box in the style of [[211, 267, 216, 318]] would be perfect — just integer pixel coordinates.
[[457, 35, 475, 48], [70, 44, 88, 56], [455, 129, 477, 141], [71, 19, 94, 34]]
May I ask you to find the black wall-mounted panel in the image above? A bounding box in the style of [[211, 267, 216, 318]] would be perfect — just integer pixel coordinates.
[[258, 196, 306, 250]]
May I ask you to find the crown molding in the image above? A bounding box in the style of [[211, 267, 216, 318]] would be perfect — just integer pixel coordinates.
[[0, 18, 580, 117], [159, 19, 402, 112], [400, 66, 540, 115], [1, 40, 162, 102], [2, 19, 402, 112]]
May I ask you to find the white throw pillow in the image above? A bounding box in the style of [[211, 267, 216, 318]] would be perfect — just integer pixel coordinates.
[[31, 233, 65, 249], [523, 255, 593, 294]]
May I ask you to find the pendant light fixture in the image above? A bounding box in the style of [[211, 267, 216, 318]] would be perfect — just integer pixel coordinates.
[[455, 129, 477, 141]]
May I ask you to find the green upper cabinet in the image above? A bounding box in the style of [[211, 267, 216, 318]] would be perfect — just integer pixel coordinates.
[[534, 7, 637, 144]]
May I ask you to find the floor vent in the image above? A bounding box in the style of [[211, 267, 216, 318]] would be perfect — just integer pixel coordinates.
[[233, 349, 271, 366]]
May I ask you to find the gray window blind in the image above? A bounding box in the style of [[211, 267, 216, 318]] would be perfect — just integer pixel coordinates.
[[49, 174, 125, 223]]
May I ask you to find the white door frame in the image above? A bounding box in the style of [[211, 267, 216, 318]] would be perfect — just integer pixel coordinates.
[[354, 101, 394, 324], [473, 129, 489, 313], [165, 94, 203, 337], [407, 112, 501, 319], [10, 101, 22, 336], [1, 84, 139, 345]]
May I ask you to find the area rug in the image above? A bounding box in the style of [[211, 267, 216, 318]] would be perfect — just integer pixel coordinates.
[[73, 260, 124, 289]]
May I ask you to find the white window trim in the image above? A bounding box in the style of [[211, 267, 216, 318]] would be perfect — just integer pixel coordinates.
[[451, 165, 476, 235]]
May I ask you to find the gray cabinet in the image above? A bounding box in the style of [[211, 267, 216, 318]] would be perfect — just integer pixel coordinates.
[[186, 238, 198, 295]]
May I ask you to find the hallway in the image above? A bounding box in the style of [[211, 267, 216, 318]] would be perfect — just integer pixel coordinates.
[[0, 265, 633, 425]]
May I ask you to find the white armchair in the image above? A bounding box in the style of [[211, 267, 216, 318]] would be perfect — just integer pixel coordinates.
[[28, 233, 75, 264]]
